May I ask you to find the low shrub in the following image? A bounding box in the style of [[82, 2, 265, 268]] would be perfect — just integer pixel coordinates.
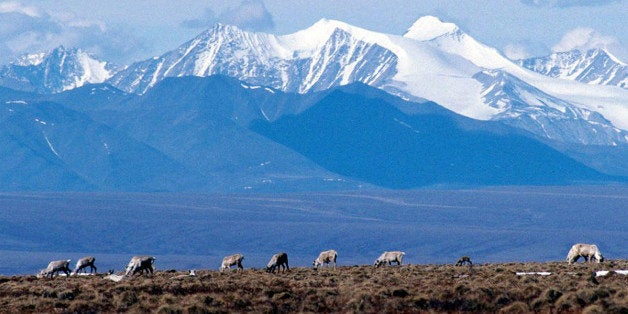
[[0, 260, 625, 313]]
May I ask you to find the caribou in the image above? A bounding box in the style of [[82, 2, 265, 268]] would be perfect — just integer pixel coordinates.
[[266, 252, 289, 273], [455, 256, 472, 266], [73, 256, 97, 275], [38, 260, 72, 278], [220, 254, 244, 272], [313, 250, 337, 270], [567, 243, 604, 264], [374, 251, 405, 267], [125, 256, 156, 276]]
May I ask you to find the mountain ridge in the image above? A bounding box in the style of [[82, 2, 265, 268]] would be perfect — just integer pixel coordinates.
[[517, 48, 627, 89], [2, 75, 622, 191], [103, 17, 628, 146], [250, 88, 610, 187], [2, 18, 627, 146], [0, 46, 113, 94]]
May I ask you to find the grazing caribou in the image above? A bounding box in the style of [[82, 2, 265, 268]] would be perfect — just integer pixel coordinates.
[[567, 243, 604, 264], [374, 251, 405, 267], [266, 252, 289, 273], [220, 254, 244, 272], [125, 256, 156, 276], [73, 256, 97, 275], [455, 256, 472, 266], [38, 260, 72, 278], [313, 250, 337, 270]]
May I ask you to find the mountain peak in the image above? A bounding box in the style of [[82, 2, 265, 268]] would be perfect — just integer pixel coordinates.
[[597, 48, 626, 66], [13, 46, 73, 66], [310, 18, 352, 30], [197, 23, 250, 41], [279, 18, 370, 53], [51, 45, 69, 53], [294, 18, 359, 39], [517, 48, 627, 89], [210, 22, 245, 33], [16, 52, 47, 66], [0, 45, 113, 93], [403, 16, 460, 41]]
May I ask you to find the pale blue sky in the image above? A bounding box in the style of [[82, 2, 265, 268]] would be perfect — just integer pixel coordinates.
[[1, 0, 626, 65]]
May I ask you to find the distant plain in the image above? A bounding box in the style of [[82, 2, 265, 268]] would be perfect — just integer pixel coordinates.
[[0, 186, 626, 275]]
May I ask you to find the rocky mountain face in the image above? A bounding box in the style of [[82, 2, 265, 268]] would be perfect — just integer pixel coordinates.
[[474, 70, 626, 146], [2, 18, 627, 147], [0, 46, 113, 94], [517, 49, 627, 89], [106, 17, 628, 146], [107, 23, 399, 95]]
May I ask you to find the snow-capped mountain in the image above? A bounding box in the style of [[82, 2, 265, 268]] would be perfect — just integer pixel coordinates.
[[108, 22, 399, 96], [517, 49, 627, 89], [474, 70, 626, 145], [108, 16, 628, 146], [403, 16, 513, 70], [0, 46, 114, 94]]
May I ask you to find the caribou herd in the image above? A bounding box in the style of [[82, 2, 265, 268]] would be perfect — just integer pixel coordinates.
[[33, 243, 608, 279]]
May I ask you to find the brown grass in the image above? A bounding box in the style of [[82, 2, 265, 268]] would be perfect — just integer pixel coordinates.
[[0, 260, 626, 313]]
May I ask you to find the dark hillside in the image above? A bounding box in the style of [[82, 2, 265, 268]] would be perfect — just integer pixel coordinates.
[[251, 90, 609, 188], [0, 77, 622, 191]]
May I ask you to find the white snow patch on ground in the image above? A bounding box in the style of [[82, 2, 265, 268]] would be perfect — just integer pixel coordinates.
[[516, 271, 551, 276], [596, 270, 628, 277]]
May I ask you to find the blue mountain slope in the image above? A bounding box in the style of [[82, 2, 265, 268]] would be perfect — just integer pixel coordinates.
[[45, 84, 134, 110], [83, 76, 367, 191], [250, 90, 609, 188], [0, 131, 93, 191], [1, 76, 621, 191], [0, 99, 201, 191]]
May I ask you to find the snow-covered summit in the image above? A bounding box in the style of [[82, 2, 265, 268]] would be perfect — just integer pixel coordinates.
[[517, 48, 627, 89], [403, 16, 460, 41], [279, 18, 401, 58], [105, 17, 628, 145], [282, 18, 354, 47], [403, 16, 516, 71], [475, 69, 627, 145], [0, 46, 114, 93], [15, 52, 47, 66], [109, 19, 405, 95]]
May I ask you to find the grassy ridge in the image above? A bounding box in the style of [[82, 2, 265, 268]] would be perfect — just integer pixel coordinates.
[[0, 261, 626, 313]]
